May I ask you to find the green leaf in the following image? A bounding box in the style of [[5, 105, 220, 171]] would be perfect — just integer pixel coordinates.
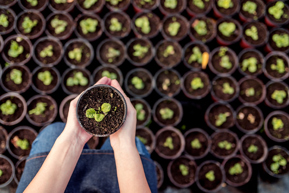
[[191, 138, 202, 149], [205, 170, 215, 181], [109, 18, 122, 32], [40, 45, 53, 58], [86, 108, 96, 118], [135, 16, 151, 34], [193, 20, 207, 36], [101, 103, 111, 113], [271, 90, 287, 104], [218, 140, 232, 150], [0, 100, 17, 115], [229, 163, 243, 175], [188, 46, 202, 64], [131, 76, 144, 90], [80, 18, 98, 34], [159, 108, 174, 120], [164, 0, 177, 9], [29, 102, 47, 116], [0, 169, 2, 177], [0, 14, 9, 27], [83, 0, 98, 9], [133, 44, 149, 59], [163, 136, 174, 150], [8, 41, 24, 58], [137, 135, 147, 144], [163, 45, 175, 58], [16, 139, 30, 150], [191, 77, 204, 90], [51, 17, 67, 34], [242, 1, 257, 15], [218, 22, 236, 37], [215, 112, 230, 127], [38, 71, 53, 86], [248, 144, 258, 153], [272, 117, 284, 130], [268, 1, 285, 20], [222, 82, 234, 95], [94, 113, 105, 122], [168, 21, 180, 36], [10, 69, 23, 85], [22, 16, 38, 34], [179, 164, 189, 176], [218, 0, 233, 9]]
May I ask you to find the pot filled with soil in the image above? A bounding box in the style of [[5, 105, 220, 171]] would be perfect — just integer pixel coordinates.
[[264, 111, 289, 142], [222, 155, 252, 187], [236, 104, 263, 134], [241, 21, 268, 48], [210, 130, 239, 159], [76, 85, 127, 136], [154, 69, 181, 97], [48, 0, 75, 12], [155, 126, 185, 159], [205, 102, 235, 130], [0, 0, 16, 7], [7, 126, 37, 159], [182, 71, 211, 99], [265, 81, 289, 109], [62, 68, 91, 95], [265, 1, 289, 27], [97, 38, 126, 66], [2, 34, 32, 65], [238, 48, 263, 76], [126, 38, 154, 66], [14, 157, 26, 184], [136, 127, 155, 153], [59, 94, 77, 122], [125, 68, 154, 97], [132, 0, 159, 12], [153, 98, 183, 127], [213, 0, 240, 18], [263, 146, 289, 178], [0, 155, 14, 188], [183, 41, 210, 70], [154, 161, 164, 189], [159, 0, 185, 15], [33, 36, 63, 67], [267, 28, 289, 53], [0, 64, 31, 93], [161, 14, 188, 41], [45, 12, 74, 40], [196, 161, 225, 192], [74, 13, 103, 41], [103, 11, 131, 38], [167, 155, 197, 188], [209, 46, 238, 75], [18, 0, 48, 11], [264, 51, 289, 81], [211, 75, 239, 102], [26, 95, 58, 127], [93, 66, 123, 86], [0, 127, 7, 154], [0, 93, 27, 126], [188, 16, 216, 43], [238, 77, 266, 105], [64, 38, 93, 68], [186, 0, 213, 17], [0, 8, 15, 35], [31, 66, 60, 94], [15, 10, 45, 39], [240, 134, 268, 164], [106, 0, 130, 11], [76, 0, 105, 13], [184, 128, 211, 160], [239, 0, 265, 22], [131, 99, 151, 127], [155, 40, 182, 68], [216, 18, 242, 46]]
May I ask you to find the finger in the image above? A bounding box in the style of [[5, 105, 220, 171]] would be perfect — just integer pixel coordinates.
[[94, 77, 111, 86], [111, 79, 127, 98]]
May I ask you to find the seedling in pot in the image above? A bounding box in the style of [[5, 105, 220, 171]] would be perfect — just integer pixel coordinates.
[[110, 18, 122, 32], [163, 45, 175, 57], [218, 47, 232, 70], [107, 0, 122, 6], [242, 57, 259, 73], [160, 108, 174, 120], [51, 17, 68, 34], [133, 44, 149, 59], [271, 59, 285, 74], [40, 45, 53, 58], [229, 163, 243, 175], [193, 20, 207, 36], [179, 164, 189, 176], [85, 103, 111, 122], [205, 170, 215, 181], [106, 47, 120, 63], [245, 26, 258, 40], [215, 112, 230, 127], [271, 90, 287, 104], [191, 77, 204, 90], [222, 83, 234, 95], [11, 136, 29, 150], [188, 47, 202, 64], [38, 71, 53, 86], [218, 22, 235, 37], [80, 18, 98, 35], [27, 0, 38, 6], [9, 69, 22, 85], [242, 1, 257, 18], [272, 117, 284, 130], [66, 72, 88, 87], [163, 136, 174, 150], [68, 48, 83, 62], [164, 0, 177, 9], [268, 1, 287, 20], [218, 140, 232, 150], [0, 100, 17, 115], [191, 138, 201, 149], [168, 18, 180, 36], [131, 76, 144, 89], [217, 0, 233, 9], [22, 17, 38, 34], [245, 87, 255, 97], [29, 102, 47, 115], [271, 154, 287, 174], [102, 70, 117, 80], [135, 103, 146, 121], [8, 41, 24, 58], [0, 14, 9, 28], [193, 0, 209, 9], [135, 16, 150, 34], [83, 0, 98, 8], [272, 34, 289, 48], [248, 144, 258, 153]]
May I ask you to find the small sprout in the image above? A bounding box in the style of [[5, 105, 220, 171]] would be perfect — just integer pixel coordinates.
[[205, 170, 215, 181], [38, 71, 53, 86], [245, 26, 258, 40], [159, 107, 174, 120], [241, 57, 258, 73], [133, 44, 149, 58], [229, 163, 243, 175], [80, 18, 98, 34], [106, 47, 120, 63], [135, 103, 146, 121], [222, 82, 234, 95], [135, 16, 150, 34], [162, 78, 170, 90], [272, 34, 289, 48], [86, 108, 96, 118], [179, 164, 189, 176], [101, 103, 111, 113], [163, 136, 174, 150], [193, 0, 209, 9], [218, 140, 232, 150], [271, 58, 286, 74], [54, 0, 67, 3], [137, 135, 147, 144], [5, 62, 10, 67], [215, 112, 230, 126], [69, 48, 82, 62], [191, 77, 204, 90], [107, 0, 122, 6], [247, 114, 255, 124], [10, 69, 22, 85], [95, 114, 105, 122], [168, 21, 180, 36], [114, 107, 117, 111], [164, 0, 177, 9], [22, 16, 38, 34], [66, 72, 88, 87], [217, 0, 233, 9], [272, 117, 284, 130], [270, 154, 287, 174], [219, 47, 228, 57], [29, 102, 47, 115], [163, 45, 175, 57], [109, 18, 122, 32], [51, 17, 68, 34], [131, 76, 144, 90], [140, 0, 154, 5], [175, 79, 180, 85], [188, 46, 202, 64], [218, 22, 236, 37], [0, 169, 2, 177], [40, 45, 53, 58], [27, 0, 38, 6], [242, 1, 257, 15], [0, 14, 9, 27], [15, 138, 30, 150], [193, 20, 207, 36], [245, 87, 255, 97], [85, 103, 112, 122], [271, 90, 287, 104], [191, 138, 202, 149], [220, 55, 232, 69], [181, 125, 186, 130], [268, 1, 286, 20], [0, 100, 17, 115], [8, 41, 24, 58], [83, 0, 98, 8], [101, 70, 117, 80], [248, 144, 258, 153]]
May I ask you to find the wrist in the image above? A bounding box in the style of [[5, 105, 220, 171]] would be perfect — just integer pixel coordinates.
[[60, 126, 88, 148]]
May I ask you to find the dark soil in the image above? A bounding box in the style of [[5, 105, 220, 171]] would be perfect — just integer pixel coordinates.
[[134, 0, 157, 9], [268, 114, 289, 140], [0, 157, 12, 185], [17, 12, 43, 37], [35, 39, 62, 65], [134, 12, 160, 37], [269, 30, 289, 52], [237, 106, 261, 131], [224, 157, 249, 184], [127, 70, 152, 96], [184, 72, 210, 97], [156, 163, 163, 187], [156, 70, 180, 97], [16, 159, 25, 182], [47, 14, 73, 38], [2, 66, 30, 92], [163, 16, 188, 40], [94, 67, 121, 83], [78, 0, 104, 11], [0, 0, 15, 6], [155, 99, 180, 125], [211, 48, 236, 73], [127, 39, 152, 64], [170, 157, 196, 185], [185, 131, 208, 158], [265, 54, 289, 79], [242, 136, 265, 161], [160, 0, 184, 13], [239, 50, 262, 76], [208, 104, 234, 129], [211, 132, 237, 157], [49, 0, 74, 11], [212, 77, 237, 101], [99, 40, 125, 65], [0, 96, 24, 123], [64, 69, 90, 94], [215, 0, 238, 16], [188, 0, 212, 14], [266, 2, 289, 24], [136, 128, 153, 151], [77, 86, 125, 135], [265, 148, 289, 175], [217, 19, 241, 42], [0, 128, 7, 154], [156, 41, 181, 67], [106, 0, 130, 9], [105, 12, 130, 37], [184, 43, 207, 69], [28, 97, 56, 124], [3, 37, 31, 64], [65, 41, 91, 67], [239, 79, 264, 103], [76, 15, 102, 40], [198, 162, 223, 191], [266, 82, 288, 107], [240, 0, 264, 20], [190, 17, 215, 42], [33, 67, 58, 92], [21, 0, 47, 10], [132, 100, 149, 126], [156, 130, 181, 156], [0, 9, 14, 33], [243, 22, 267, 46]]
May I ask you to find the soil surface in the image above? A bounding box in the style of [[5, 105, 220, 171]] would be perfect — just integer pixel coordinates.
[[0, 128, 7, 154], [28, 97, 56, 124], [237, 106, 261, 131], [2, 66, 30, 92], [99, 40, 125, 65], [78, 0, 104, 11], [0, 96, 24, 123], [211, 48, 236, 73], [156, 130, 181, 156], [156, 41, 182, 67], [240, 0, 264, 20], [184, 72, 210, 97], [49, 0, 74, 11], [265, 54, 289, 79], [239, 79, 264, 103], [212, 77, 237, 101], [224, 157, 250, 184], [33, 67, 58, 92], [21, 0, 47, 10], [134, 0, 157, 9], [211, 132, 237, 158], [269, 30, 289, 52], [266, 2, 289, 24], [208, 104, 234, 129], [243, 22, 267, 46], [163, 16, 188, 40], [106, 0, 130, 9], [170, 157, 196, 185], [160, 0, 184, 13], [267, 114, 289, 140], [185, 131, 208, 158], [0, 157, 12, 185], [3, 37, 31, 64], [265, 148, 289, 175], [156, 70, 180, 97], [188, 0, 212, 14], [190, 17, 215, 42], [242, 136, 265, 161], [127, 70, 152, 96], [155, 99, 180, 125], [198, 162, 223, 191], [35, 39, 62, 65]]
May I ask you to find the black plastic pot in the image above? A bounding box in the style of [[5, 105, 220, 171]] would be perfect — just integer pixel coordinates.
[[154, 161, 164, 189], [136, 127, 155, 153], [0, 126, 8, 154], [76, 0, 105, 13], [132, 0, 159, 12], [59, 94, 77, 123], [0, 154, 15, 188], [216, 17, 242, 46], [241, 21, 268, 48], [92, 65, 123, 86], [238, 48, 264, 77], [14, 157, 27, 185], [266, 28, 289, 53], [213, 0, 240, 18], [0, 34, 3, 52], [18, 0, 48, 11], [161, 14, 189, 41], [265, 81, 289, 109], [239, 0, 265, 22], [0, 0, 16, 7], [265, 1, 289, 27], [186, 0, 213, 17], [131, 98, 151, 127], [0, 8, 15, 35]]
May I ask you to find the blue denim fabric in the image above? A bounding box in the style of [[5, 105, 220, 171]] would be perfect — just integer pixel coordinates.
[[17, 122, 157, 193]]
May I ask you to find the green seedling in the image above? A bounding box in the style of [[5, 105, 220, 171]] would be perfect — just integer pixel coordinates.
[[179, 164, 189, 176], [271, 154, 287, 174], [242, 57, 258, 73], [69, 48, 82, 62], [66, 72, 88, 87], [137, 136, 147, 144], [135, 103, 146, 121], [272, 117, 284, 130], [218, 22, 236, 37], [193, 0, 209, 9], [218, 47, 228, 57], [268, 1, 286, 20], [80, 18, 98, 34], [222, 82, 234, 95], [102, 70, 117, 80], [163, 136, 174, 150], [22, 16, 38, 34], [131, 76, 144, 90], [85, 103, 111, 122], [27, 0, 38, 6], [191, 77, 204, 90], [8, 41, 24, 58], [245, 87, 255, 97], [109, 18, 122, 32], [215, 112, 230, 127], [163, 45, 175, 57], [0, 169, 2, 177], [220, 55, 232, 69], [245, 26, 258, 40], [10, 69, 22, 85], [135, 16, 150, 34], [139, 0, 154, 5], [217, 0, 233, 9], [16, 138, 30, 150], [271, 58, 286, 74], [242, 1, 257, 15], [164, 0, 177, 9], [0, 100, 17, 115], [38, 71, 53, 86], [160, 107, 174, 120], [168, 20, 180, 36], [83, 0, 98, 8], [229, 163, 243, 175], [107, 0, 122, 6], [248, 144, 258, 153], [188, 46, 202, 64], [218, 140, 232, 150], [271, 90, 287, 104], [40, 45, 53, 58], [51, 17, 67, 34], [133, 44, 149, 58], [55, 0, 67, 3], [29, 102, 47, 115], [193, 20, 207, 36], [191, 138, 202, 149], [205, 170, 215, 181], [106, 47, 120, 63], [272, 34, 289, 48], [0, 14, 9, 27]]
